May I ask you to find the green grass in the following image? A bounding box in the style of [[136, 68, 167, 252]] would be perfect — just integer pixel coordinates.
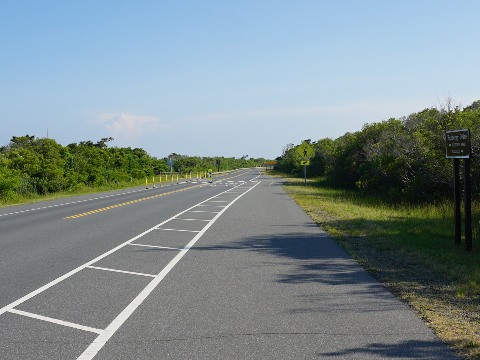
[[278, 174, 480, 359], [0, 175, 188, 207], [0, 172, 217, 207]]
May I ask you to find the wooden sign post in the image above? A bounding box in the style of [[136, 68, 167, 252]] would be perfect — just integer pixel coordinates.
[[445, 129, 472, 251]]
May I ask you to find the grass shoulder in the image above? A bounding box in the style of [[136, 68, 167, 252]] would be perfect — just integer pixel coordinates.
[[278, 173, 480, 359], [0, 178, 153, 207]]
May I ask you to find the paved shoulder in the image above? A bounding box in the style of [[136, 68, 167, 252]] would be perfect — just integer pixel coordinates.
[[97, 175, 458, 359]]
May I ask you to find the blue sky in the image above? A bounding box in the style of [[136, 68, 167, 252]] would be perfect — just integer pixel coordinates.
[[1, 0, 479, 159]]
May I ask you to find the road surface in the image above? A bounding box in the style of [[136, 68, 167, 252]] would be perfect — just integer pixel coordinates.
[[0, 169, 457, 359]]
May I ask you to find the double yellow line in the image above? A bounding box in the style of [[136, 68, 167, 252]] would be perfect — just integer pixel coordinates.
[[64, 185, 203, 219]]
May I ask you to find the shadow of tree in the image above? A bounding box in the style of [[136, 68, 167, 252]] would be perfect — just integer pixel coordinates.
[[191, 231, 461, 359], [193, 232, 411, 307], [319, 339, 458, 359]]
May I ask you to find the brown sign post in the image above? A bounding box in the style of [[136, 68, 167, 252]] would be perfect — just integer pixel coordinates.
[[445, 129, 472, 251], [445, 129, 471, 158]]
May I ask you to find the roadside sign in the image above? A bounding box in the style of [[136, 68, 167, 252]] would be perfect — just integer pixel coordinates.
[[300, 160, 310, 165], [445, 128, 473, 251], [295, 141, 315, 159], [264, 160, 277, 170], [445, 129, 471, 158]]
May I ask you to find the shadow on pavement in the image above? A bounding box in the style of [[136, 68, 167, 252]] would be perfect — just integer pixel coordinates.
[[192, 232, 459, 359], [318, 339, 457, 359]]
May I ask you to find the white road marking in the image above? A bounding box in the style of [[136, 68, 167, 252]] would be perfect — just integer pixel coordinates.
[[0, 169, 250, 219], [173, 218, 210, 222], [87, 266, 156, 278], [128, 243, 183, 251], [196, 204, 226, 208], [0, 188, 147, 218], [8, 308, 104, 335], [77, 180, 260, 360], [0, 228, 157, 318], [156, 228, 200, 233], [0, 172, 260, 359], [0, 185, 244, 317]]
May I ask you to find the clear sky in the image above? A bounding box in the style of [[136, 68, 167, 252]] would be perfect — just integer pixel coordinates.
[[1, 0, 479, 160]]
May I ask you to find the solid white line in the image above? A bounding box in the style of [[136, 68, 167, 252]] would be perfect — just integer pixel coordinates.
[[196, 204, 226, 208], [0, 191, 148, 218], [8, 309, 104, 335], [0, 171, 252, 218], [0, 228, 156, 317], [156, 228, 200, 233], [87, 266, 156, 278], [0, 178, 210, 219], [77, 181, 260, 360], [173, 218, 210, 222], [128, 243, 183, 251], [0, 184, 246, 317]]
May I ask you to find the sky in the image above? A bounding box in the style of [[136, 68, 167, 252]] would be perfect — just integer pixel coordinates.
[[1, 0, 479, 160]]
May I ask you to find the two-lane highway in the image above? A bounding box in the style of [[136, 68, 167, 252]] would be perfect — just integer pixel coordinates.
[[0, 169, 255, 308], [0, 169, 458, 359]]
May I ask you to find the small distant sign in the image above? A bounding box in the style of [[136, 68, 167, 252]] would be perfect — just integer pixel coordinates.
[[445, 129, 471, 158], [300, 160, 310, 166], [295, 141, 315, 159]]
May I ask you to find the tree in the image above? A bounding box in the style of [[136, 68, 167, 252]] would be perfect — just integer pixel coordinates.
[[274, 98, 480, 202]]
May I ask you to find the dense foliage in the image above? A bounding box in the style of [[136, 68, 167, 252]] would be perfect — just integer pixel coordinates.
[[0, 136, 265, 199], [164, 153, 264, 174], [276, 100, 480, 202]]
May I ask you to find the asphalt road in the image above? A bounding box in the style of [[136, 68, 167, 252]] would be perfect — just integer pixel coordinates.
[[0, 169, 458, 359]]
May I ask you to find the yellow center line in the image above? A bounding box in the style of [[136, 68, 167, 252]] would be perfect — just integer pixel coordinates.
[[64, 184, 204, 219]]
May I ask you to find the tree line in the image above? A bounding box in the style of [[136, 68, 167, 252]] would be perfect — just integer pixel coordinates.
[[0, 135, 265, 199], [276, 100, 480, 202]]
